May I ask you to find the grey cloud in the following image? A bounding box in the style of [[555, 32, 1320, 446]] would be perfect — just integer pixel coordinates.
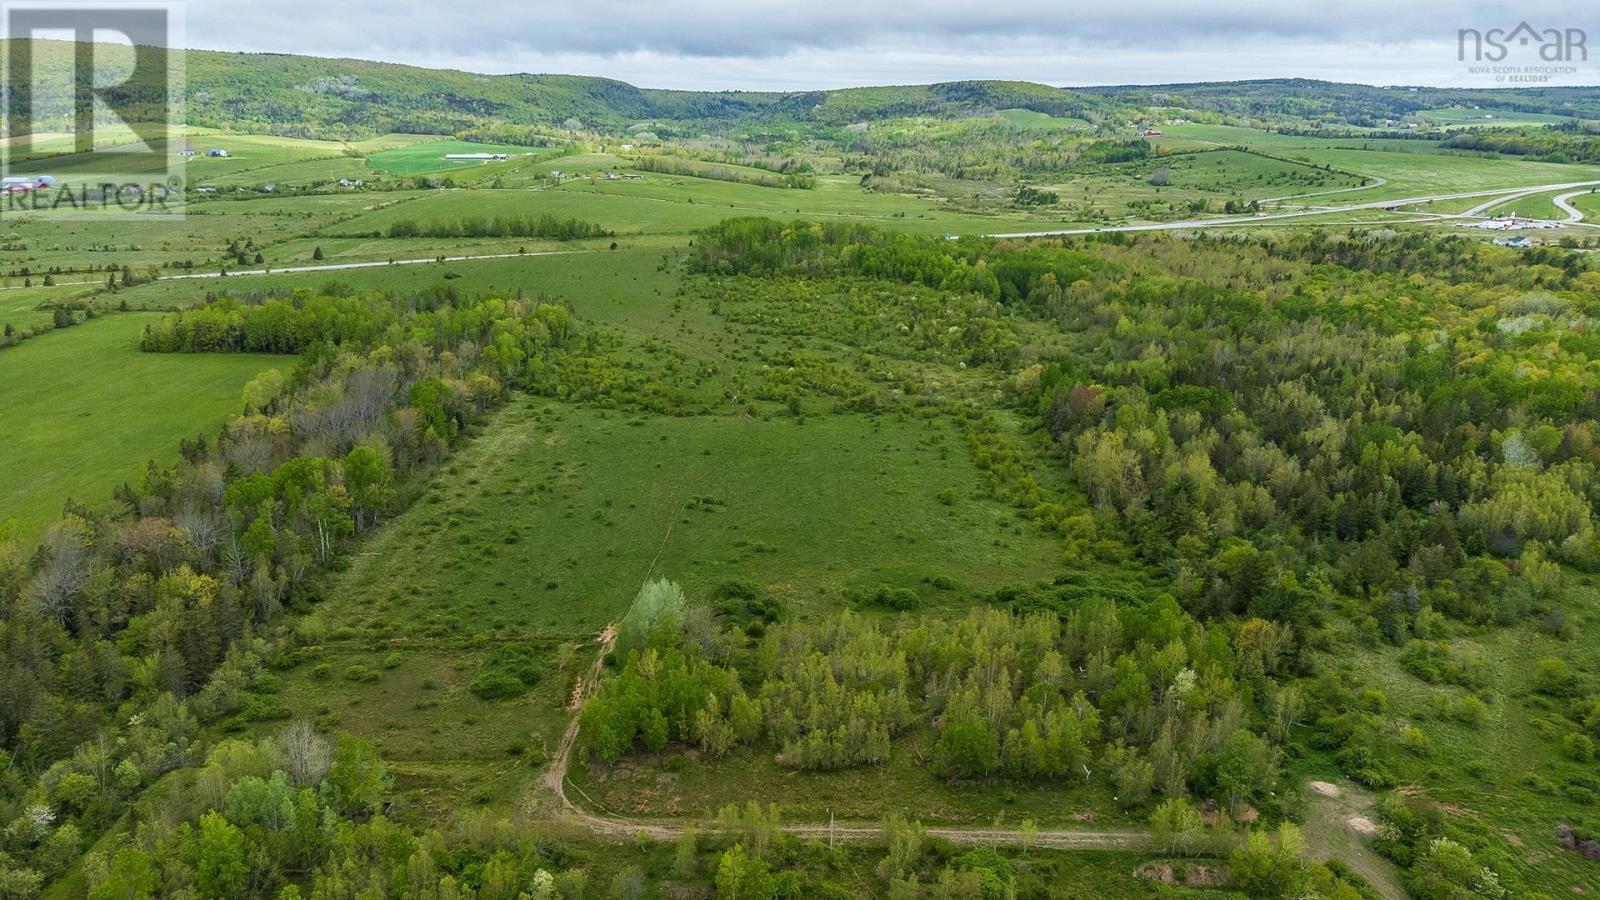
[[179, 0, 1597, 88]]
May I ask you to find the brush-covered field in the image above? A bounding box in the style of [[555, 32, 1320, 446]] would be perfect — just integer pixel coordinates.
[[11, 78, 1600, 899]]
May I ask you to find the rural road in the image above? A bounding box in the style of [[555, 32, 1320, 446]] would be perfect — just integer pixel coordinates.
[[987, 178, 1600, 239], [1552, 190, 1591, 223], [541, 626, 1157, 852], [158, 248, 596, 280], [1260, 175, 1389, 205], [0, 248, 596, 292], [9, 177, 1599, 296], [1462, 187, 1598, 226]]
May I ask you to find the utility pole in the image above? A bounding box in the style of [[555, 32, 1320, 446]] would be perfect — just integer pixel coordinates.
[[829, 808, 834, 850]]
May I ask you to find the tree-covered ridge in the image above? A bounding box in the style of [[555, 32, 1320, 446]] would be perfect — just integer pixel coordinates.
[[8, 39, 1600, 140], [1442, 124, 1600, 164], [1080, 78, 1600, 125]]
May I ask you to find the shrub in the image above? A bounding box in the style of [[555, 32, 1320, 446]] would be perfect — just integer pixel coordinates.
[[1402, 725, 1430, 756], [1448, 695, 1489, 727], [1534, 657, 1581, 697], [345, 665, 380, 683], [470, 671, 526, 701], [711, 579, 784, 625], [867, 583, 921, 611], [470, 643, 542, 700]]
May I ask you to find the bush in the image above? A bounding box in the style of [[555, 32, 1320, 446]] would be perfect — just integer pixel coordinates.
[[711, 579, 784, 625], [1447, 695, 1489, 727], [867, 583, 921, 611], [470, 643, 542, 700], [345, 665, 380, 683], [1401, 725, 1430, 756], [1534, 657, 1581, 697], [471, 671, 526, 701]]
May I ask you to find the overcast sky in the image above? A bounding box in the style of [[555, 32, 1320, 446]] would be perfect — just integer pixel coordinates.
[[181, 1, 1599, 90]]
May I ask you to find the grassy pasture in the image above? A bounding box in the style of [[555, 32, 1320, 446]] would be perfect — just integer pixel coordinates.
[[366, 140, 551, 176], [196, 155, 373, 188], [1154, 123, 1445, 154], [0, 284, 98, 328], [1417, 107, 1571, 127], [1283, 147, 1600, 199], [0, 313, 279, 541], [302, 399, 1063, 637], [1570, 190, 1600, 218], [6, 131, 353, 184], [1155, 126, 1597, 198], [102, 241, 678, 309], [328, 174, 1071, 237], [345, 132, 449, 153], [0, 192, 411, 285], [269, 397, 1065, 811], [1037, 149, 1366, 219]]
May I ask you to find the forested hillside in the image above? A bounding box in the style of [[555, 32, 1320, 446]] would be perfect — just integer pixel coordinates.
[[1082, 79, 1600, 125], [7, 39, 1600, 140]]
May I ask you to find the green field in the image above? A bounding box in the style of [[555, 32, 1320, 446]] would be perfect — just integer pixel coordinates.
[[268, 398, 1066, 808], [366, 140, 551, 176], [1417, 107, 1572, 127], [0, 313, 279, 540], [0, 192, 414, 284], [327, 172, 1078, 237]]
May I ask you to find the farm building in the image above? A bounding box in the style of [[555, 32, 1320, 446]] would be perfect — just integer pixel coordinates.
[[0, 175, 53, 193]]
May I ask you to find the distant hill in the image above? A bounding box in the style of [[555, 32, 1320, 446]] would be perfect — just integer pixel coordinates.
[[4, 41, 1598, 140], [1081, 78, 1600, 125]]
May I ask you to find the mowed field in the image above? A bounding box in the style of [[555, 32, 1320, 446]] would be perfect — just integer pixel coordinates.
[[366, 140, 552, 176], [0, 313, 280, 541]]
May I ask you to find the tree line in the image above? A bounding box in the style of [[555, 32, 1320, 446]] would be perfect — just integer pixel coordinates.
[[0, 285, 581, 894]]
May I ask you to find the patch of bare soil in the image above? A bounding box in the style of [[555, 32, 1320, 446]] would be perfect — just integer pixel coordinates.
[[1347, 816, 1380, 837], [1309, 780, 1341, 798]]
